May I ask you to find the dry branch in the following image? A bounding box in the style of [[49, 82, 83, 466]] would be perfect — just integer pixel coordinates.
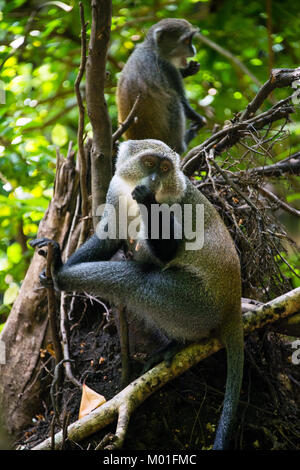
[[45, 243, 63, 366], [195, 32, 263, 89], [219, 151, 300, 179], [112, 94, 141, 144], [32, 287, 300, 450], [257, 185, 300, 218], [241, 67, 300, 120], [182, 67, 300, 176]]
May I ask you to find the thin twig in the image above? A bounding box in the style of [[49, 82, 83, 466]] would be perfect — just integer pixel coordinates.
[[257, 185, 300, 217], [112, 94, 141, 143], [50, 415, 56, 451], [60, 295, 82, 388], [45, 244, 63, 366], [61, 411, 70, 450], [212, 159, 259, 212], [75, 2, 89, 247], [118, 307, 130, 388], [195, 32, 263, 89]]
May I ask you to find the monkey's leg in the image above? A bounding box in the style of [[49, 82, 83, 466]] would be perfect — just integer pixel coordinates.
[[55, 261, 209, 338], [55, 261, 204, 371], [64, 234, 122, 267], [54, 260, 243, 450], [183, 100, 207, 146]]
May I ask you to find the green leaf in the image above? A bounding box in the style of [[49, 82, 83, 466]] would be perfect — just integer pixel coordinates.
[[3, 282, 19, 305], [7, 242, 22, 264], [51, 123, 68, 146]]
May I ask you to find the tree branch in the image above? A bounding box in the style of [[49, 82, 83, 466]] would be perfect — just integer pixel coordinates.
[[86, 0, 112, 229], [182, 68, 300, 176], [32, 287, 300, 450], [182, 99, 295, 175], [241, 67, 300, 120], [45, 243, 63, 366], [232, 151, 300, 178], [257, 185, 300, 218], [112, 94, 141, 144], [195, 32, 263, 89]]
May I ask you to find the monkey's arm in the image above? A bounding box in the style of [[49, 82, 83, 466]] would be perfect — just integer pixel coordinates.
[[182, 98, 206, 126], [31, 231, 122, 287], [182, 99, 207, 145], [64, 234, 122, 268], [132, 185, 180, 263]]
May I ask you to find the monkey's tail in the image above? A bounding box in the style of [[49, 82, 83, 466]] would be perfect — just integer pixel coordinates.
[[212, 321, 244, 450]]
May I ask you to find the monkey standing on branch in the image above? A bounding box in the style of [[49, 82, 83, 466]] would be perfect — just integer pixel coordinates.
[[116, 19, 207, 154], [31, 139, 243, 450]]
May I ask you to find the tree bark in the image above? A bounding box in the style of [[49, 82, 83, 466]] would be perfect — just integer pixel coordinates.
[[86, 0, 112, 228], [0, 152, 79, 434]]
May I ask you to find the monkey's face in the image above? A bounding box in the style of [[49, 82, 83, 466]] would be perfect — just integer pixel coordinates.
[[139, 154, 174, 193], [118, 152, 175, 194], [151, 19, 198, 69], [116, 140, 187, 203], [168, 33, 197, 69]]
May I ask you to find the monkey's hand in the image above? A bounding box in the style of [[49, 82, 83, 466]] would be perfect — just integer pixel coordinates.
[[192, 115, 207, 129], [132, 185, 156, 207], [29, 238, 63, 288], [38, 269, 54, 288], [185, 117, 207, 145], [181, 60, 200, 78]]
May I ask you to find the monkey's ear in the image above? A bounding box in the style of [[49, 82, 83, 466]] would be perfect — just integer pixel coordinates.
[[153, 27, 164, 43], [115, 140, 144, 169]]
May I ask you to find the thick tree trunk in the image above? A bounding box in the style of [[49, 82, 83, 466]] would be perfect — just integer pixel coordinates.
[[0, 152, 79, 434]]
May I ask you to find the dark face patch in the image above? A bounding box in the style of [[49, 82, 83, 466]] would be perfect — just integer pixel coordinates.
[[150, 20, 198, 64], [140, 154, 174, 177]]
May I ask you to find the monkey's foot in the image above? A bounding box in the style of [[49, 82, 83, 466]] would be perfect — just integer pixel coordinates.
[[39, 269, 54, 288], [142, 340, 182, 373], [29, 238, 61, 262], [29, 238, 63, 286]]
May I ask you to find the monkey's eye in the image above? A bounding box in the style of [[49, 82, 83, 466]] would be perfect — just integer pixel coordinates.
[[182, 36, 191, 46], [143, 157, 156, 169], [160, 160, 172, 173]]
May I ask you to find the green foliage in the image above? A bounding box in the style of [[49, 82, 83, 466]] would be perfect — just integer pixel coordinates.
[[0, 0, 299, 323]]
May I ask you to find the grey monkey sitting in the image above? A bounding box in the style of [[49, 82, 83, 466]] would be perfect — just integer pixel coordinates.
[[31, 139, 243, 450]]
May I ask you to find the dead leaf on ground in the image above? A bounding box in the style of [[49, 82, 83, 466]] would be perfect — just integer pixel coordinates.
[[78, 383, 106, 419]]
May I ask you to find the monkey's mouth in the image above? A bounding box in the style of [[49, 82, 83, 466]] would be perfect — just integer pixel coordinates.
[[181, 58, 188, 67]]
